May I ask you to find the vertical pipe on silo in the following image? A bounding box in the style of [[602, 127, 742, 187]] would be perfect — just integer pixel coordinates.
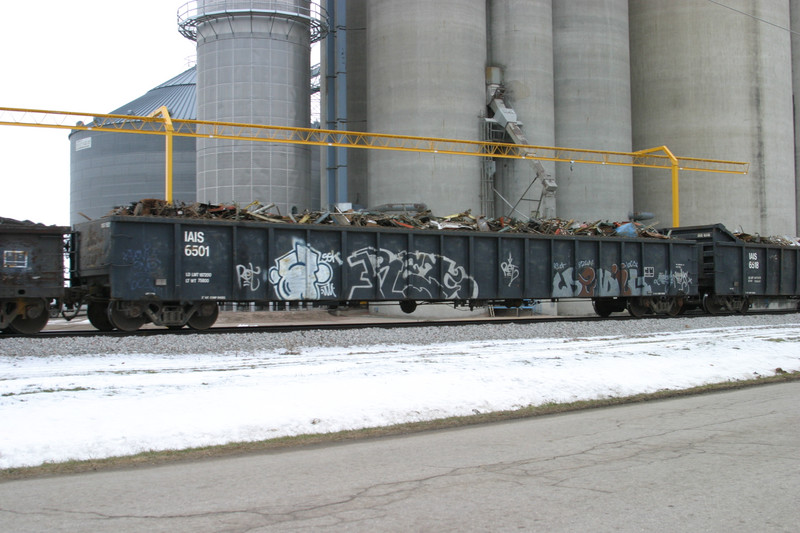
[[791, 0, 800, 235]]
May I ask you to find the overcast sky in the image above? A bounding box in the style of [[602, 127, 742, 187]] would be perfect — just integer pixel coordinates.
[[0, 1, 198, 226]]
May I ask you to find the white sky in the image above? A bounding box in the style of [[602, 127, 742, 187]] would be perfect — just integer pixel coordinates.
[[2, 320, 799, 468], [0, 1, 197, 226]]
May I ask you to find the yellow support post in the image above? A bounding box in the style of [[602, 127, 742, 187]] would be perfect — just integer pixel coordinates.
[[148, 106, 174, 203], [671, 159, 680, 227], [635, 146, 681, 227]]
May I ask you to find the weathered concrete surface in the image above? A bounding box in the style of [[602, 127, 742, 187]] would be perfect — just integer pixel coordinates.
[[2, 382, 798, 532]]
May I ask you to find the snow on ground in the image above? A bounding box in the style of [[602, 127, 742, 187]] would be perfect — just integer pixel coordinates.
[[1, 321, 800, 469]]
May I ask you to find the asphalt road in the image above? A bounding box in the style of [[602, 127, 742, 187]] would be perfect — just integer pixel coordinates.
[[2, 382, 798, 532]]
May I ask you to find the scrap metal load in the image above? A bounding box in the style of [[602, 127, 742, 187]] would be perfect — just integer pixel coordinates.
[[0, 216, 59, 227], [105, 199, 669, 239]]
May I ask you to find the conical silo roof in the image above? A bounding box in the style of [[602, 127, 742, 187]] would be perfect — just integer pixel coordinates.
[[108, 66, 196, 120]]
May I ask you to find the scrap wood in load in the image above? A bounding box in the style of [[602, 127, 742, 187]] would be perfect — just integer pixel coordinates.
[[106, 199, 675, 239]]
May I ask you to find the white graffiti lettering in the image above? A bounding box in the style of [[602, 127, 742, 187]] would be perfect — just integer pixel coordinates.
[[672, 265, 693, 293], [267, 241, 478, 301], [501, 252, 520, 287], [346, 247, 478, 300], [236, 263, 262, 292], [321, 251, 343, 265]]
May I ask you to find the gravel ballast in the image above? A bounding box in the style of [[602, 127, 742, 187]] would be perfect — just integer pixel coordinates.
[[1, 313, 799, 357]]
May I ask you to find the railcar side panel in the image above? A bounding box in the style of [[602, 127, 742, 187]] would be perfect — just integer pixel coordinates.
[[76, 217, 699, 305], [712, 243, 800, 297], [0, 224, 67, 299], [108, 221, 176, 301], [234, 226, 268, 301], [668, 224, 800, 298], [526, 238, 551, 297]]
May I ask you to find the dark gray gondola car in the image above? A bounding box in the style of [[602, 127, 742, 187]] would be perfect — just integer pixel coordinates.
[[0, 220, 68, 334], [72, 216, 699, 331], [668, 225, 800, 313]]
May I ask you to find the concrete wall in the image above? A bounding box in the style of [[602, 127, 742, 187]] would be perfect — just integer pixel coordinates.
[[553, 0, 633, 222], [630, 0, 796, 235], [792, 0, 800, 235], [366, 0, 486, 216], [343, 0, 368, 209]]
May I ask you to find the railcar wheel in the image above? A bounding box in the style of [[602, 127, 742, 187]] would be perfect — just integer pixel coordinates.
[[627, 298, 649, 318], [108, 302, 146, 332], [736, 298, 750, 314], [399, 300, 417, 314], [7, 299, 49, 334], [666, 298, 684, 317], [88, 301, 115, 331], [702, 295, 725, 315], [592, 299, 616, 318], [187, 303, 219, 330]]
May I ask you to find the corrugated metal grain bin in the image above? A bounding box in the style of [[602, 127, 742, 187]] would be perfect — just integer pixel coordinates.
[[0, 222, 68, 332], [76, 216, 698, 306]]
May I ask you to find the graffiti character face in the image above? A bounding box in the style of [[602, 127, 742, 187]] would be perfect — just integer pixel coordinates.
[[268, 241, 335, 300]]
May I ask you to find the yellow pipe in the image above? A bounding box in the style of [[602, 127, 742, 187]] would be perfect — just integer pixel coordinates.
[[0, 106, 749, 173], [165, 130, 173, 203], [0, 107, 749, 217], [148, 106, 174, 203], [635, 146, 681, 227]]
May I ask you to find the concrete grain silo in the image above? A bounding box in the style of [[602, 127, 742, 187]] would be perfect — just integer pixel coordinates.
[[179, 0, 327, 214], [69, 68, 197, 225], [553, 0, 633, 221], [792, 0, 800, 234], [488, 0, 555, 220], [630, 0, 796, 235], [366, 0, 486, 216], [343, 0, 367, 208]]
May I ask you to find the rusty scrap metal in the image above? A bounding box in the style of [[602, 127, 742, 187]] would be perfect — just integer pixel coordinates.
[[104, 199, 791, 244], [734, 232, 800, 246]]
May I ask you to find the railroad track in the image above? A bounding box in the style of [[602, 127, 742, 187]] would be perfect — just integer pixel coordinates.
[[26, 313, 633, 338], [10, 309, 796, 339]]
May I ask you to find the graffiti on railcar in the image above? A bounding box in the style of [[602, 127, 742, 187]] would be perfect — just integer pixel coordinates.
[[553, 260, 655, 297], [672, 264, 693, 293], [266, 238, 478, 301], [575, 260, 597, 297], [346, 247, 477, 300], [236, 263, 262, 292], [268, 240, 335, 300], [122, 244, 162, 291], [501, 252, 520, 287]]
